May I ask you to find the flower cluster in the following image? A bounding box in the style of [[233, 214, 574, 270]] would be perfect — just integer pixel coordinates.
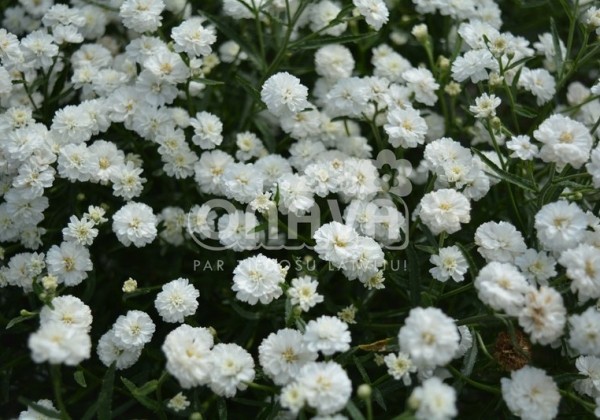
[[3, 0, 600, 419]]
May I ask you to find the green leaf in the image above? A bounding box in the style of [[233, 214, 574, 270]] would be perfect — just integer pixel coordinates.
[[549, 17, 564, 74], [352, 356, 371, 384], [413, 244, 438, 255], [346, 400, 367, 420], [372, 387, 387, 411], [191, 77, 225, 86], [406, 245, 421, 306], [472, 149, 538, 192], [74, 370, 87, 388], [120, 377, 161, 411], [290, 32, 379, 51], [228, 300, 262, 320], [234, 74, 264, 105], [217, 397, 228, 420], [461, 329, 478, 377], [513, 104, 538, 118], [6, 313, 37, 329], [97, 362, 116, 420], [199, 11, 260, 68]]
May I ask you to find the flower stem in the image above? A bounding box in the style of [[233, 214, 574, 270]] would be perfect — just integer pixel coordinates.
[[50, 364, 71, 420]]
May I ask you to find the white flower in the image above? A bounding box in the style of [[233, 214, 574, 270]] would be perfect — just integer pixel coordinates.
[[469, 93, 501, 118], [280, 381, 307, 414], [418, 189, 471, 235], [429, 245, 468, 282], [296, 361, 352, 415], [587, 147, 600, 188], [162, 324, 214, 388], [408, 377, 457, 420], [533, 114, 593, 170], [315, 45, 355, 81], [384, 106, 428, 149], [303, 315, 351, 356], [190, 111, 223, 150], [208, 343, 255, 397], [569, 307, 600, 356], [452, 49, 499, 83], [258, 328, 318, 385], [261, 72, 309, 118], [518, 286, 566, 345], [167, 392, 190, 412], [171, 17, 216, 57], [309, 1, 347, 37], [313, 221, 360, 267], [559, 244, 600, 302], [40, 295, 92, 332], [97, 329, 142, 370], [155, 278, 200, 323], [28, 322, 91, 365], [120, 0, 164, 33], [475, 262, 532, 316], [113, 310, 155, 348], [384, 352, 416, 385], [62, 215, 98, 246], [518, 68, 556, 105], [194, 150, 234, 195], [534, 201, 588, 253], [110, 161, 146, 200], [353, 0, 389, 30], [287, 276, 324, 312], [398, 307, 459, 369], [515, 249, 557, 286], [507, 135, 538, 160], [402, 68, 439, 106], [143, 50, 189, 84], [232, 254, 287, 305], [501, 366, 560, 420], [574, 355, 600, 398], [187, 204, 216, 239], [217, 210, 262, 251], [112, 202, 158, 247], [474, 221, 526, 263], [46, 242, 93, 286], [275, 173, 315, 216]]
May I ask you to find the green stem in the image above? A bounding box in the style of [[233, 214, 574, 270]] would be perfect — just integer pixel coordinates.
[[447, 365, 501, 395], [50, 364, 71, 420]]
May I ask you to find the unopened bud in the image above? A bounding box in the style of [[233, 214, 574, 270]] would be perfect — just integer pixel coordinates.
[[357, 384, 372, 399], [122, 278, 138, 293], [411, 24, 429, 43]]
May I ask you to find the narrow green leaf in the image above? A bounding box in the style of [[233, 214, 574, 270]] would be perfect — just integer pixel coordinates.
[[234, 74, 264, 105], [413, 244, 438, 255], [228, 300, 262, 320], [352, 356, 371, 384], [472, 149, 538, 192], [346, 400, 367, 420], [97, 363, 116, 420], [372, 387, 387, 411], [121, 377, 161, 411], [406, 245, 421, 306], [6, 314, 36, 329], [217, 397, 228, 420], [513, 104, 538, 118], [74, 370, 87, 388], [18, 397, 62, 419], [199, 11, 260, 67], [291, 32, 379, 51], [549, 17, 564, 74], [191, 77, 225, 86], [461, 329, 478, 377]]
